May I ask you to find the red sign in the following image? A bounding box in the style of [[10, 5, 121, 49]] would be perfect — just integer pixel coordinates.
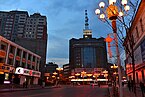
[[9, 53, 14, 59], [22, 58, 26, 63], [16, 56, 20, 60], [0, 50, 6, 58]]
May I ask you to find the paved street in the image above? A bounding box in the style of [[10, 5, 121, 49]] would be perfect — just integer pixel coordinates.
[[0, 85, 109, 97]]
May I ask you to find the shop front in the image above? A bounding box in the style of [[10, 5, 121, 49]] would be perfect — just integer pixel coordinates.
[[0, 63, 15, 84], [15, 67, 41, 85]]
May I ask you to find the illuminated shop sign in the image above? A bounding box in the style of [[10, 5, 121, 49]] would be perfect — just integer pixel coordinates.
[[15, 67, 41, 77], [0, 64, 15, 73], [15, 67, 24, 74]]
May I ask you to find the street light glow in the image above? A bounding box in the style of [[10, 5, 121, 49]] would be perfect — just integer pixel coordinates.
[[109, 0, 116, 5], [119, 12, 124, 17], [100, 14, 105, 19], [124, 5, 130, 11], [121, 0, 127, 6], [95, 9, 100, 15], [56, 67, 63, 71], [99, 2, 105, 8], [53, 72, 58, 75]]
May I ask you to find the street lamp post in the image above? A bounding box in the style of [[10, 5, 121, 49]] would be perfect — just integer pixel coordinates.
[[75, 73, 80, 81], [81, 71, 86, 85], [95, 0, 130, 97], [103, 70, 108, 84], [53, 72, 58, 86], [111, 64, 118, 95], [56, 67, 63, 85]]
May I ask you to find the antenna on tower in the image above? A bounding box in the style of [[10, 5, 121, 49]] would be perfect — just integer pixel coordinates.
[[85, 10, 89, 30], [83, 10, 92, 39]]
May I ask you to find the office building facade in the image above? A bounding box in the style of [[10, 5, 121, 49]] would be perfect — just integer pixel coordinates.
[[124, 1, 145, 83], [0, 11, 47, 78], [0, 35, 41, 85], [69, 10, 107, 70]]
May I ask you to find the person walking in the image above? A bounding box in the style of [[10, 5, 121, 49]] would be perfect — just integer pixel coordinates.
[[140, 82, 144, 97], [23, 81, 26, 88], [127, 80, 131, 91], [25, 81, 28, 88], [131, 80, 134, 92]]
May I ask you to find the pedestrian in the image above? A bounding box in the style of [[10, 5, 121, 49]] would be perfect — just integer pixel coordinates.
[[140, 82, 144, 97], [98, 81, 100, 87], [25, 81, 28, 88], [131, 80, 134, 92], [127, 81, 131, 91], [42, 81, 45, 88], [122, 81, 124, 87], [23, 81, 26, 88]]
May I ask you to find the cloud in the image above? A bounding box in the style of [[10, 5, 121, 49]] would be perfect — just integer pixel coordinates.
[[46, 58, 69, 67]]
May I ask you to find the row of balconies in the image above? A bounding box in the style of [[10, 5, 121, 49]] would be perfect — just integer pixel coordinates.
[[0, 49, 39, 71], [0, 38, 40, 71]]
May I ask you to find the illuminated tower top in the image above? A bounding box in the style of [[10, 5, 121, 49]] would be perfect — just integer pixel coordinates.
[[83, 10, 92, 39]]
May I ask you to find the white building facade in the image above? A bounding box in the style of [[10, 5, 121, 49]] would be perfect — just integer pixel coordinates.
[[0, 35, 41, 85]]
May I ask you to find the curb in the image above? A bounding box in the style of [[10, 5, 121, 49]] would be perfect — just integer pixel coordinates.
[[0, 86, 60, 93]]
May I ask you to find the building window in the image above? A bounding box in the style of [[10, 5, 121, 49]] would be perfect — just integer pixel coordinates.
[[8, 58, 13, 65], [1, 44, 7, 51], [142, 70, 144, 83], [15, 60, 20, 67], [140, 19, 144, 32], [32, 65, 35, 70], [28, 54, 31, 60], [23, 52, 26, 58], [9, 45, 15, 54], [27, 64, 31, 69], [0, 58, 5, 63], [17, 48, 21, 56], [136, 72, 139, 83], [22, 62, 25, 68], [135, 27, 139, 38], [33, 56, 35, 62]]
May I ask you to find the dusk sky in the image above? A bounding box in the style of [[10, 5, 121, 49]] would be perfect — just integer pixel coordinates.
[[0, 0, 126, 67]]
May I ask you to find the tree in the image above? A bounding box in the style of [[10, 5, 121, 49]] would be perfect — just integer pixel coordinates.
[[98, 0, 141, 95], [113, 0, 141, 95]]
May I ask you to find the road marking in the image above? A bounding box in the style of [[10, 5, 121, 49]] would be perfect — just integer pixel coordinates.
[[21, 92, 50, 97]]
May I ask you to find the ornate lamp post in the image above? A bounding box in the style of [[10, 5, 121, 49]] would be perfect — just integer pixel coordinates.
[[75, 73, 80, 80], [81, 71, 86, 85], [53, 72, 58, 75], [87, 74, 92, 78], [56, 67, 63, 84], [53, 72, 58, 85], [95, 0, 130, 97], [111, 64, 118, 87]]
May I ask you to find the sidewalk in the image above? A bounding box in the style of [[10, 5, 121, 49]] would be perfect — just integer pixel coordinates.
[[108, 85, 145, 97], [0, 84, 59, 93]]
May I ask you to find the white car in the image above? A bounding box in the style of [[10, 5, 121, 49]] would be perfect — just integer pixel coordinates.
[[90, 82, 98, 86]]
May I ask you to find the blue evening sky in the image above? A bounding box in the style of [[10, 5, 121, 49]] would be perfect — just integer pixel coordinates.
[[0, 0, 127, 67]]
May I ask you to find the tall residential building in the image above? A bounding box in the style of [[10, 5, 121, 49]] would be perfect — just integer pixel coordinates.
[[69, 10, 107, 70], [0, 10, 47, 78], [0, 11, 28, 40]]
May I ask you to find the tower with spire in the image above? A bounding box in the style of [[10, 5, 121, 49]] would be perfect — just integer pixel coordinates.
[[83, 10, 92, 39]]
